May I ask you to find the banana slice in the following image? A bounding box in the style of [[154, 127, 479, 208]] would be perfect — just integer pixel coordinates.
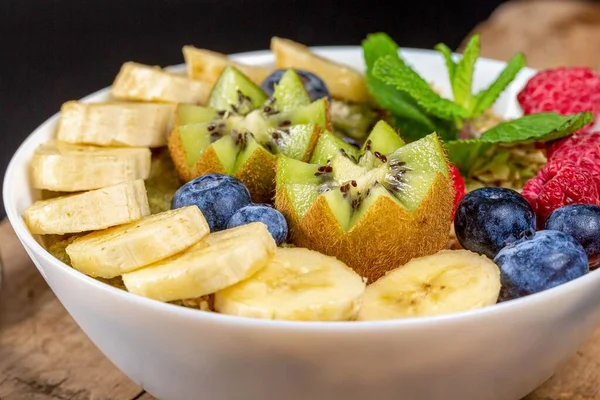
[[66, 206, 210, 278], [31, 140, 151, 192], [122, 222, 276, 302], [357, 250, 501, 321], [182, 45, 274, 85], [24, 180, 150, 235], [56, 101, 176, 148], [270, 37, 369, 103], [111, 62, 211, 104], [214, 247, 366, 321]]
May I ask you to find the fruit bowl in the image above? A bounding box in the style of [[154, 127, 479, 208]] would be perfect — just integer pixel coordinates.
[[5, 46, 600, 400]]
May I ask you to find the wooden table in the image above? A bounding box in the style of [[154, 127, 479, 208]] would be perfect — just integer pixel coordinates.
[[2, 1, 600, 398]]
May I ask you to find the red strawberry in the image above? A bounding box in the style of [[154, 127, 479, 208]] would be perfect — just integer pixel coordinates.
[[449, 164, 466, 220]]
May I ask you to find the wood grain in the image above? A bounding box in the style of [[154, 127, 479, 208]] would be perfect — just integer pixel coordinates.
[[0, 220, 148, 400], [460, 0, 600, 71]]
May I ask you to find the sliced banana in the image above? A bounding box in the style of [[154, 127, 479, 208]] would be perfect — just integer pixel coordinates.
[[357, 250, 501, 321], [270, 37, 369, 103], [122, 222, 276, 302], [215, 247, 366, 321], [183, 46, 273, 85], [56, 101, 176, 148], [111, 62, 211, 104], [66, 206, 210, 279], [31, 140, 151, 192], [24, 180, 150, 235]]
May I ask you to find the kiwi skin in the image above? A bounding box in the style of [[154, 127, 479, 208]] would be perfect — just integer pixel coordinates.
[[168, 123, 195, 182], [275, 169, 454, 284], [205, 147, 276, 204]]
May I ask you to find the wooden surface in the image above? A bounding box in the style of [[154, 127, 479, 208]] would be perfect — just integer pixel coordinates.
[[3, 1, 600, 398], [460, 0, 600, 71]]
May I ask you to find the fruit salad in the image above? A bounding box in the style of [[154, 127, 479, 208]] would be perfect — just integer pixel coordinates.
[[22, 33, 600, 322]]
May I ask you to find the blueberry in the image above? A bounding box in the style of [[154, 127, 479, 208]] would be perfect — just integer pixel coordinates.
[[494, 230, 589, 301], [454, 187, 536, 259], [544, 204, 600, 267], [261, 69, 331, 102], [227, 204, 288, 245], [171, 174, 251, 232]]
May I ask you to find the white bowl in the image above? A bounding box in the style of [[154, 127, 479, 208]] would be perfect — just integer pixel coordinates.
[[5, 47, 600, 400]]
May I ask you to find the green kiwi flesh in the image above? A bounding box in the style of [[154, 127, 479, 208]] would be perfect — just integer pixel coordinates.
[[271, 69, 311, 112], [277, 130, 449, 232], [208, 66, 268, 114]]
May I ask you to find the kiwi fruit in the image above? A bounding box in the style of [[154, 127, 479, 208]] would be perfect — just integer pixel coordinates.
[[168, 66, 331, 203], [275, 121, 454, 282]]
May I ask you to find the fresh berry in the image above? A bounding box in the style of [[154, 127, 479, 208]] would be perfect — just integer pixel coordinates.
[[454, 187, 536, 259], [449, 164, 466, 220], [517, 67, 600, 133], [544, 204, 600, 267], [261, 69, 330, 102], [546, 131, 600, 159], [171, 174, 252, 232], [544, 132, 600, 190], [521, 160, 599, 223], [227, 204, 288, 245], [494, 230, 589, 302]]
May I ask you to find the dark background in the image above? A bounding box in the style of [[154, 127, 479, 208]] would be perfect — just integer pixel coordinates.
[[0, 0, 509, 218]]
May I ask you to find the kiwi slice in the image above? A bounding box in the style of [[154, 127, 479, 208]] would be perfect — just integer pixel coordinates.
[[168, 67, 331, 203], [176, 103, 217, 126], [271, 69, 311, 112], [310, 120, 403, 166], [208, 66, 268, 114], [275, 124, 454, 282]]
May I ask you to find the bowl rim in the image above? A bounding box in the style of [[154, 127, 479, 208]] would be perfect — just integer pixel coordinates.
[[5, 45, 599, 331]]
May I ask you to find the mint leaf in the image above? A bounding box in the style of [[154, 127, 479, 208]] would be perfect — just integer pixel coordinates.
[[363, 34, 433, 129], [373, 54, 470, 120], [362, 33, 458, 141], [471, 53, 526, 117], [434, 43, 456, 82], [446, 112, 593, 175], [479, 112, 593, 144], [452, 34, 480, 110]]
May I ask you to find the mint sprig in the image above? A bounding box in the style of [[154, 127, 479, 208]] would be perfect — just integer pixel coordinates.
[[363, 33, 528, 143], [446, 112, 593, 174], [362, 33, 458, 141], [470, 53, 526, 117], [372, 55, 471, 120], [478, 111, 592, 144], [434, 34, 526, 118], [434, 43, 456, 83], [449, 34, 480, 110]]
